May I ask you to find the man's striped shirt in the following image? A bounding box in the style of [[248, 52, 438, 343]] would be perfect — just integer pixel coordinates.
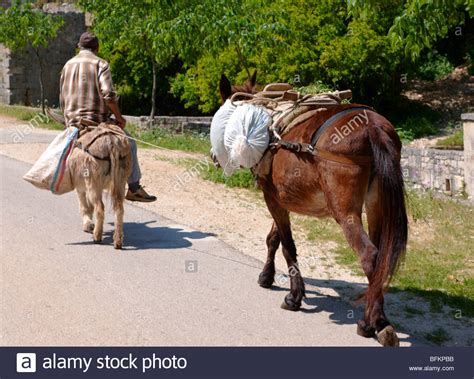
[[60, 49, 117, 127]]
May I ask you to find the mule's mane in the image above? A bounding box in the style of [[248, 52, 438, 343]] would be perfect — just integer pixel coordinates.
[[231, 81, 258, 101], [231, 82, 255, 94]]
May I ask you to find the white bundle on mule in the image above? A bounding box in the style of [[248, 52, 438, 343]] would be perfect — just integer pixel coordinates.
[[223, 103, 270, 175], [210, 99, 236, 171]]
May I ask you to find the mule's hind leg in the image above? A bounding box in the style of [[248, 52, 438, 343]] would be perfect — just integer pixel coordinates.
[[264, 193, 305, 311], [77, 190, 94, 233], [258, 222, 280, 288], [323, 182, 399, 346], [364, 179, 399, 346]]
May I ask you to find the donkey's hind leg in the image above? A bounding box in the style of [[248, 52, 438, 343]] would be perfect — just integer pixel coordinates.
[[112, 201, 124, 249], [264, 193, 305, 311], [77, 189, 94, 233], [258, 222, 280, 288], [112, 188, 125, 249], [88, 186, 104, 244]]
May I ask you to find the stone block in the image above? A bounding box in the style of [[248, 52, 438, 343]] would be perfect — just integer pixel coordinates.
[[462, 114, 474, 198]]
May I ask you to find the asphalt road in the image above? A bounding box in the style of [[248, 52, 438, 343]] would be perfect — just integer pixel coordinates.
[[0, 123, 60, 144], [0, 131, 401, 346]]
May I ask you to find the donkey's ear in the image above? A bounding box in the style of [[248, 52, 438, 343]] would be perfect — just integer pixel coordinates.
[[219, 74, 232, 102], [249, 70, 257, 87]]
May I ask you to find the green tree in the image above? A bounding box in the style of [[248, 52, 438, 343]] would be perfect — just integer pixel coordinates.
[[81, 0, 473, 118], [348, 0, 473, 61], [0, 0, 63, 113], [79, 0, 186, 119], [169, 0, 290, 112]]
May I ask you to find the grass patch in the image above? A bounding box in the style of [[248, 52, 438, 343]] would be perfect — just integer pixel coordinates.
[[176, 157, 256, 189], [436, 128, 463, 149], [127, 123, 211, 154], [392, 189, 474, 318], [425, 327, 451, 345], [0, 104, 64, 130], [201, 165, 256, 189]]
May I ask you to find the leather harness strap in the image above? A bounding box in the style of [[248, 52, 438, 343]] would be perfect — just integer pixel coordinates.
[[310, 106, 373, 147], [313, 149, 374, 165], [77, 129, 116, 162], [272, 106, 374, 166], [75, 123, 128, 175]]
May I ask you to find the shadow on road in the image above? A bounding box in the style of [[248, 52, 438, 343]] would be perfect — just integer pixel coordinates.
[[68, 220, 216, 250], [268, 277, 419, 346]]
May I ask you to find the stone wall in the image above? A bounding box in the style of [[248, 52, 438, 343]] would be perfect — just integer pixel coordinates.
[[401, 147, 465, 195], [0, 4, 86, 107], [125, 115, 213, 135], [0, 48, 10, 104], [400, 114, 474, 199]]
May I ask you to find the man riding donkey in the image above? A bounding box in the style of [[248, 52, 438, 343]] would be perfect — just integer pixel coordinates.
[[60, 32, 157, 203]]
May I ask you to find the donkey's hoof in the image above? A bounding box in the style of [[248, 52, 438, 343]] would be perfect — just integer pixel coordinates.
[[280, 294, 301, 311], [83, 222, 95, 233], [377, 325, 400, 347], [258, 271, 274, 288], [114, 242, 122, 250], [357, 319, 376, 338], [93, 238, 102, 244]]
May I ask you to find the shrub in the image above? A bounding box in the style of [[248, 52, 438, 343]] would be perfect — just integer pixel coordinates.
[[417, 53, 454, 81]]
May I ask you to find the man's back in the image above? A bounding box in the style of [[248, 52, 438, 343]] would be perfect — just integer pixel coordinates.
[[60, 49, 117, 127]]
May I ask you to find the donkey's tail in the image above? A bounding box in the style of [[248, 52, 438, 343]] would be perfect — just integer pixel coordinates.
[[367, 121, 408, 298], [109, 144, 123, 212]]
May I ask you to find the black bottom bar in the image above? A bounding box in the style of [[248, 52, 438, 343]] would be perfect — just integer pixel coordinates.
[[1, 347, 472, 379]]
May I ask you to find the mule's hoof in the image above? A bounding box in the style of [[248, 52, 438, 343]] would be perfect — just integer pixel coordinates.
[[258, 271, 274, 288], [93, 238, 102, 244], [357, 319, 376, 338], [114, 242, 122, 250], [377, 325, 400, 347], [83, 222, 95, 233], [280, 294, 301, 312]]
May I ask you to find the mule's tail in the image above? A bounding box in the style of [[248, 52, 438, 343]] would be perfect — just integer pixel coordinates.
[[367, 121, 408, 298]]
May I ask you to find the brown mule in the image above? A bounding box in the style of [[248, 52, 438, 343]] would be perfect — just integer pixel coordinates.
[[218, 74, 408, 347]]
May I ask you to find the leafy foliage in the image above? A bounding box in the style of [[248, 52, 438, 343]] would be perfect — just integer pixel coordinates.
[[78, 0, 188, 117], [417, 52, 455, 81], [0, 0, 63, 112], [76, 0, 472, 139], [0, 0, 63, 50]]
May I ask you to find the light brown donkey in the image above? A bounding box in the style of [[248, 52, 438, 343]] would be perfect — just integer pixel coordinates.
[[218, 74, 408, 346], [67, 123, 132, 249]]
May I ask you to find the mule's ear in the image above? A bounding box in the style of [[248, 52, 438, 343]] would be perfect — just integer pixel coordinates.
[[249, 70, 257, 87], [219, 74, 232, 102]]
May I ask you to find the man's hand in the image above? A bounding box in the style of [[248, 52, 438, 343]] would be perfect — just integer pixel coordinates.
[[116, 115, 126, 129], [106, 99, 126, 129]]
